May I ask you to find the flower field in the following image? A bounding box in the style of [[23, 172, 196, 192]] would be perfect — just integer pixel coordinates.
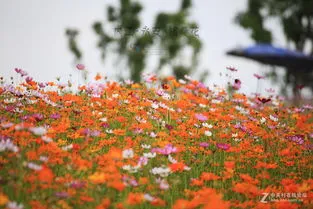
[[0, 70, 312, 209]]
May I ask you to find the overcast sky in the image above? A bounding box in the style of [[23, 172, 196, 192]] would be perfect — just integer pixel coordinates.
[[0, 0, 290, 95]]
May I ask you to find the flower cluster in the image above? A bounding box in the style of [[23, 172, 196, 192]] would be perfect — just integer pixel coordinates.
[[0, 69, 312, 209]]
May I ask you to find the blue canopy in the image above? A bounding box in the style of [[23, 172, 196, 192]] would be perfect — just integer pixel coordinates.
[[227, 44, 313, 70], [244, 44, 309, 58]]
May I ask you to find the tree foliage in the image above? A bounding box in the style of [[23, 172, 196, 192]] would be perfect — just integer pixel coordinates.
[[235, 0, 313, 99], [65, 0, 204, 83]]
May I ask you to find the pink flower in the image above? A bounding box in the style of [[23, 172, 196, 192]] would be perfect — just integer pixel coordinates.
[[199, 142, 209, 148], [226, 66, 238, 72], [156, 89, 164, 96], [232, 79, 241, 90], [216, 143, 230, 151], [76, 64, 85, 70], [152, 144, 177, 155], [253, 74, 265, 80], [195, 113, 208, 122]]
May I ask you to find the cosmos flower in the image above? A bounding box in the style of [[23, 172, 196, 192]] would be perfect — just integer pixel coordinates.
[[122, 148, 134, 159], [199, 142, 209, 148], [195, 113, 208, 121], [253, 73, 265, 79], [150, 166, 171, 177], [226, 66, 238, 72], [76, 64, 86, 70], [204, 130, 212, 137], [232, 79, 241, 90], [216, 143, 230, 151], [29, 127, 47, 136], [7, 201, 24, 209], [0, 139, 19, 153], [152, 144, 177, 155]]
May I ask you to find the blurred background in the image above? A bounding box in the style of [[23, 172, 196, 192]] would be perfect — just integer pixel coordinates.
[[1, 0, 312, 101]]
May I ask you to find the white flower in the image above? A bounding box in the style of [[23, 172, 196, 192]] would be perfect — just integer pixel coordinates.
[[204, 130, 212, 137], [168, 155, 177, 163], [15, 124, 25, 131], [141, 144, 151, 149], [150, 132, 157, 138], [14, 108, 23, 113], [159, 180, 169, 190], [162, 93, 171, 100], [27, 162, 42, 171], [122, 165, 131, 171], [0, 139, 19, 153], [184, 75, 192, 80], [143, 152, 156, 158], [135, 116, 147, 123], [233, 138, 242, 142], [1, 122, 14, 128], [178, 79, 186, 84], [4, 98, 16, 104], [202, 123, 213, 128], [151, 103, 159, 109], [150, 166, 171, 177], [29, 127, 47, 136], [105, 129, 113, 134], [211, 99, 221, 104], [99, 117, 107, 122], [260, 117, 266, 124], [7, 201, 24, 209], [41, 136, 52, 143], [159, 102, 168, 109], [269, 115, 278, 122], [123, 164, 139, 173], [144, 194, 155, 202], [122, 148, 134, 159], [272, 100, 279, 106], [199, 103, 206, 108], [39, 156, 48, 162], [62, 144, 73, 151], [235, 106, 249, 115], [232, 133, 238, 138], [184, 166, 191, 171], [112, 94, 119, 98]]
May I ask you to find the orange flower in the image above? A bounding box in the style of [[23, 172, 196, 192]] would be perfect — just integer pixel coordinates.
[[190, 178, 203, 187], [224, 161, 235, 169], [202, 193, 230, 209], [200, 172, 220, 181], [151, 198, 166, 207], [26, 151, 38, 161], [113, 129, 126, 136], [88, 172, 107, 184], [173, 199, 190, 209], [80, 195, 94, 202], [107, 147, 122, 160], [95, 73, 102, 81], [37, 166, 54, 183], [107, 180, 125, 191], [239, 173, 259, 185], [29, 201, 48, 209], [139, 177, 148, 185], [169, 162, 186, 172], [233, 182, 259, 197], [126, 193, 143, 205], [96, 198, 111, 209]]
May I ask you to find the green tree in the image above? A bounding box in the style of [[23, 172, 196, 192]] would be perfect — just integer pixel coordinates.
[[235, 0, 313, 101], [66, 0, 204, 83]]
